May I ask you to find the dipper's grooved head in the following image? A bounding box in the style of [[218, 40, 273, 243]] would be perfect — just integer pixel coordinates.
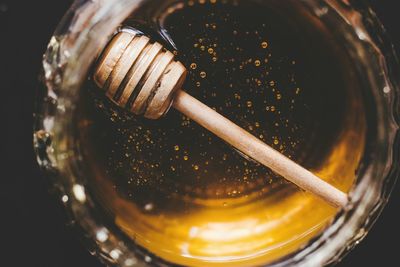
[[94, 31, 187, 119]]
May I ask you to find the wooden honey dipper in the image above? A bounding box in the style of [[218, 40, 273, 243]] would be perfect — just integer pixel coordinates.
[[94, 31, 348, 208]]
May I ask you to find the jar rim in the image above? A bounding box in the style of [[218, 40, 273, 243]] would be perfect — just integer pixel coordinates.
[[34, 0, 400, 266]]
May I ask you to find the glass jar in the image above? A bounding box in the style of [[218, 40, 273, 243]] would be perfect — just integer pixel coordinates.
[[33, 0, 399, 266]]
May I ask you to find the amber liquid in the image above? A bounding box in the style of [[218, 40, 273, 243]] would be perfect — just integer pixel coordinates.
[[78, 1, 366, 266]]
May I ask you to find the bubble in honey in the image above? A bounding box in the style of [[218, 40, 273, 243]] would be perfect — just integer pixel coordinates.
[[190, 63, 197, 70], [254, 60, 261, 67], [200, 71, 207, 78], [144, 203, 154, 211], [261, 41, 268, 48], [208, 48, 214, 54]]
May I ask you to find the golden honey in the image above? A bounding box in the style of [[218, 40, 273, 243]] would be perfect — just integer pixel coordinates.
[[77, 0, 366, 266]]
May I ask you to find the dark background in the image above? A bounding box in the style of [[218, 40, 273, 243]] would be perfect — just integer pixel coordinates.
[[0, 0, 398, 266]]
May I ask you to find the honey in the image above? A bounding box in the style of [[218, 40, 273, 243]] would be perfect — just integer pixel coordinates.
[[77, 0, 366, 266]]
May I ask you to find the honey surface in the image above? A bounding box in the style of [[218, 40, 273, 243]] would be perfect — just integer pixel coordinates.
[[78, 1, 366, 266]]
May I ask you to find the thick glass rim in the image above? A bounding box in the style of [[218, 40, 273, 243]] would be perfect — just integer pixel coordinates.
[[33, 0, 399, 266]]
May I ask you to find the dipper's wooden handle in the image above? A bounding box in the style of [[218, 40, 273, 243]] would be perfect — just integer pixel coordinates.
[[94, 31, 349, 208], [173, 91, 348, 208]]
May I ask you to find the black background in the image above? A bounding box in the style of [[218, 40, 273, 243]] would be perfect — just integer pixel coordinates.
[[0, 0, 398, 266]]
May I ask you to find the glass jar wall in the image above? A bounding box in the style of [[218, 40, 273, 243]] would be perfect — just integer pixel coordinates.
[[34, 1, 399, 266]]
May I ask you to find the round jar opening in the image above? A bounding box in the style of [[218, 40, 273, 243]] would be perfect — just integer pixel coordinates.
[[75, 1, 371, 266], [36, 0, 399, 267]]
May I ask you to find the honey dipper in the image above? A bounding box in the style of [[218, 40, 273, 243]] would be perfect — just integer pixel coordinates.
[[93, 31, 348, 208]]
